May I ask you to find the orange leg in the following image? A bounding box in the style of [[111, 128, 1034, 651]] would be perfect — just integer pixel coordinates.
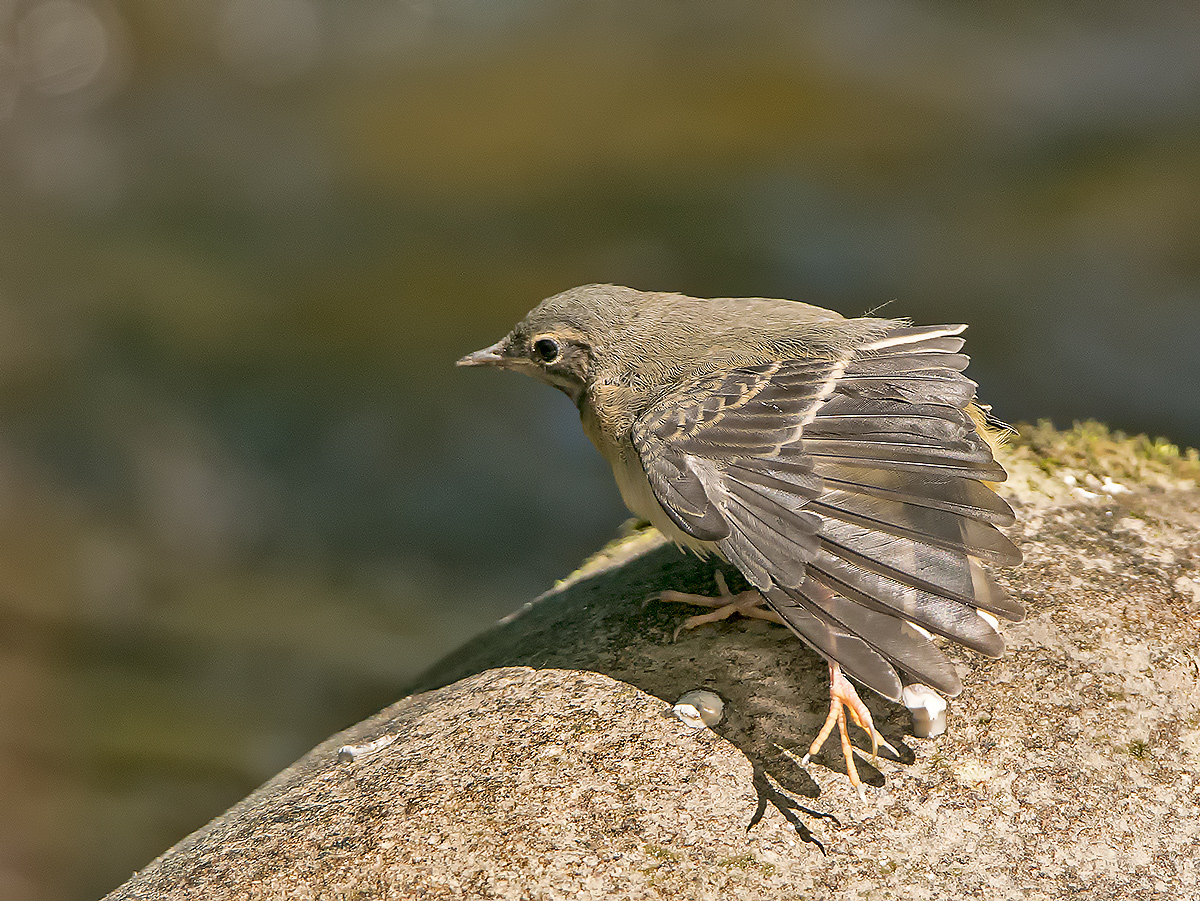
[[802, 662, 897, 800], [653, 574, 897, 799], [655, 571, 785, 641]]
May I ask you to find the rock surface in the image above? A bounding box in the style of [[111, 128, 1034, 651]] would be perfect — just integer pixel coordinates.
[[106, 425, 1200, 900]]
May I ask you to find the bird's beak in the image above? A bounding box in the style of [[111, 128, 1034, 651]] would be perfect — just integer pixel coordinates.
[[456, 339, 509, 367]]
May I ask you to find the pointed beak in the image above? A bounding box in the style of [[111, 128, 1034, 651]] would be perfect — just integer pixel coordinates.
[[456, 339, 509, 367]]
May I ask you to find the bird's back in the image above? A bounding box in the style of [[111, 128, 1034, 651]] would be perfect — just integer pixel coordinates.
[[533, 285, 902, 390]]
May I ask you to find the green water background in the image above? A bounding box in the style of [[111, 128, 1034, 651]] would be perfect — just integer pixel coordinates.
[[2, 3, 1198, 898]]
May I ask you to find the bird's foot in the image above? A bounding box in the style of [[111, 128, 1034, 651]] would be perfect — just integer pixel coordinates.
[[653, 571, 785, 641], [801, 662, 898, 801]]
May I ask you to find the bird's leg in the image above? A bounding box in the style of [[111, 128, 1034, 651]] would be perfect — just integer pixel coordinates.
[[801, 662, 896, 800], [654, 571, 785, 641], [656, 574, 898, 800]]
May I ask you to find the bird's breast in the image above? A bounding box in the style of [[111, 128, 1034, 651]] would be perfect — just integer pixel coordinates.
[[581, 381, 719, 556], [611, 442, 718, 557]]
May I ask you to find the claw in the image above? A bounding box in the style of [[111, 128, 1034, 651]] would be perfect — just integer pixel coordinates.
[[652, 570, 786, 640], [801, 662, 896, 799]]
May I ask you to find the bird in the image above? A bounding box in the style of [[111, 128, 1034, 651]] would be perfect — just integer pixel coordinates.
[[458, 284, 1022, 797]]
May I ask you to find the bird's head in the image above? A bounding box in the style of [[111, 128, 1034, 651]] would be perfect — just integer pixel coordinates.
[[456, 285, 637, 404]]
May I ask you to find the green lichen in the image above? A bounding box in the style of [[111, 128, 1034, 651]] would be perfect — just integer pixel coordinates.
[[644, 844, 682, 863], [1010, 420, 1200, 485], [715, 854, 776, 876], [556, 520, 666, 588]]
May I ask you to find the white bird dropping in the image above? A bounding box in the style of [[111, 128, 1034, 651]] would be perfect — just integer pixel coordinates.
[[902, 684, 948, 738]]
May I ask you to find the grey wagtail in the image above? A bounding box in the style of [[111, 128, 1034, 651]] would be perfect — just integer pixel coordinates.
[[458, 284, 1022, 797]]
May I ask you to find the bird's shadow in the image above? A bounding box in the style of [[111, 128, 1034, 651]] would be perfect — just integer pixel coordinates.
[[408, 531, 917, 837]]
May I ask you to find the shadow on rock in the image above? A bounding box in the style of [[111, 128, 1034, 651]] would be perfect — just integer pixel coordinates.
[[409, 531, 918, 825]]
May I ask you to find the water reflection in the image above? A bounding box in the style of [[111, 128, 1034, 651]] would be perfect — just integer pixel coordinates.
[[1, 3, 1199, 899]]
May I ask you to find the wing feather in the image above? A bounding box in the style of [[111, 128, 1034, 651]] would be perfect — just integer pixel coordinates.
[[808, 492, 1021, 565], [763, 585, 904, 701], [818, 461, 1015, 525], [807, 549, 1007, 657], [788, 577, 962, 697], [631, 322, 1022, 700]]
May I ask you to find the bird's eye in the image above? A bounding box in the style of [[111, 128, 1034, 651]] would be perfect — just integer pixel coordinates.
[[532, 337, 561, 364]]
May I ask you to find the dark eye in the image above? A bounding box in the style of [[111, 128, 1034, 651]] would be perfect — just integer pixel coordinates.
[[532, 337, 561, 364]]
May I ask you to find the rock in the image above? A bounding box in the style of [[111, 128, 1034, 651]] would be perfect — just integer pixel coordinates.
[[106, 424, 1200, 899]]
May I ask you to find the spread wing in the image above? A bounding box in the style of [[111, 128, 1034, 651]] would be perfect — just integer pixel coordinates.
[[631, 325, 1022, 702]]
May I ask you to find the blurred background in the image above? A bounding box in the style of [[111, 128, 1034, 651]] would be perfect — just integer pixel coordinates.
[[1, 1, 1198, 898]]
